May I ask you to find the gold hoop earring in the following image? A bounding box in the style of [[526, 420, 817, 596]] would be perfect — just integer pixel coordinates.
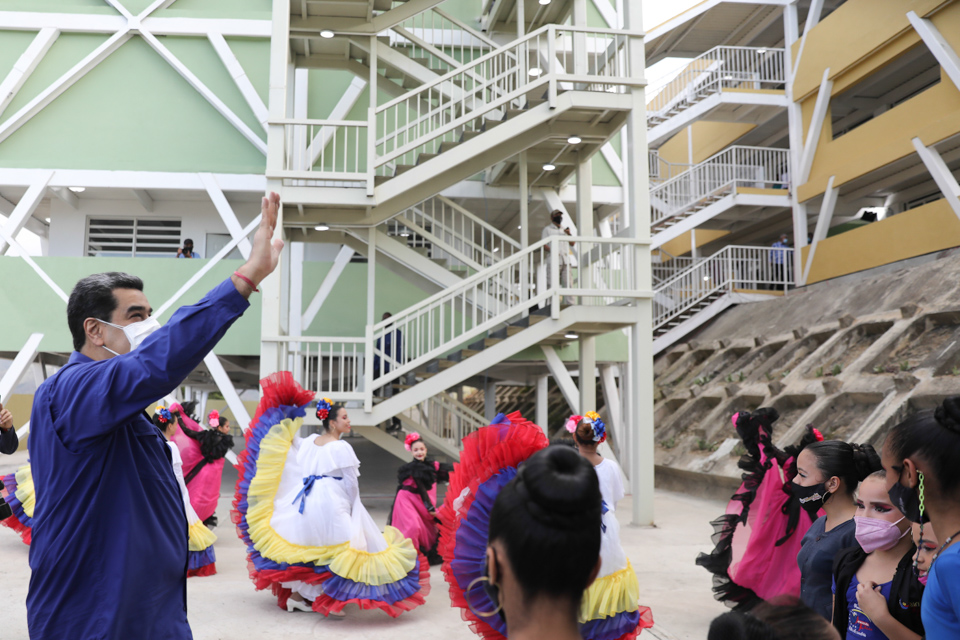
[[465, 575, 502, 618]]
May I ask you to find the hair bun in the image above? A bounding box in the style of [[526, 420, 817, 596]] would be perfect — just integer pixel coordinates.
[[850, 442, 882, 480], [520, 446, 601, 522], [935, 396, 960, 434]]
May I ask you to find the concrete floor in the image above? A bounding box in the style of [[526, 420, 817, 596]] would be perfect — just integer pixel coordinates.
[[0, 437, 728, 639]]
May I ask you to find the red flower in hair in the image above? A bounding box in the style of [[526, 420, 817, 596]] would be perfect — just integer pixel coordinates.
[[812, 428, 824, 442]]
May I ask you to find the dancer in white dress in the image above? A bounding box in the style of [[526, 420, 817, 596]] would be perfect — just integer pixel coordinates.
[[566, 412, 653, 640], [233, 375, 429, 619]]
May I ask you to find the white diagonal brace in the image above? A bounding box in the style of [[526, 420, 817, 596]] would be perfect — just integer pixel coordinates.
[[302, 245, 354, 329], [913, 137, 960, 219], [797, 67, 832, 185], [154, 214, 260, 317], [308, 77, 367, 166], [541, 345, 579, 414], [103, 0, 133, 19], [0, 28, 132, 146], [198, 172, 253, 258], [133, 189, 154, 211], [16, 421, 31, 440], [51, 186, 79, 210], [139, 30, 267, 155], [800, 175, 837, 286], [138, 0, 178, 19], [203, 352, 252, 431], [907, 11, 960, 94], [0, 171, 53, 255], [207, 31, 268, 131], [0, 27, 60, 120], [0, 225, 68, 300], [0, 333, 44, 402]]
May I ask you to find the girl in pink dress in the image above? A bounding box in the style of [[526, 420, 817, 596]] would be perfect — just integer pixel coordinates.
[[387, 432, 451, 565], [169, 404, 233, 527]]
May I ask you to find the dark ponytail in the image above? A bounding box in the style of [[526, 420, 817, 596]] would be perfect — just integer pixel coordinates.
[[488, 445, 602, 603], [804, 440, 881, 498], [321, 404, 345, 432], [887, 396, 960, 495]]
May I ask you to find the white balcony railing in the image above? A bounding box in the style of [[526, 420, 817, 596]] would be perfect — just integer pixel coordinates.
[[267, 336, 367, 403], [387, 195, 521, 270], [402, 391, 488, 446], [390, 7, 501, 78], [647, 46, 785, 125], [654, 245, 793, 331], [651, 146, 789, 228], [649, 150, 692, 185]]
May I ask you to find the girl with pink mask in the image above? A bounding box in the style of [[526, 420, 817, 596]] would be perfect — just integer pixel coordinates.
[[830, 470, 924, 639]]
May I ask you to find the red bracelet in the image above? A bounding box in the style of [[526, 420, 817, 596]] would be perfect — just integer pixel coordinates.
[[233, 271, 259, 292]]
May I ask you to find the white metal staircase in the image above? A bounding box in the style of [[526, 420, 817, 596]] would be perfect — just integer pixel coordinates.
[[646, 45, 787, 148], [650, 146, 789, 249], [652, 245, 793, 354]]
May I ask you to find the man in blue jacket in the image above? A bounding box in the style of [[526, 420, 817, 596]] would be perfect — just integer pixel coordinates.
[[26, 193, 283, 640]]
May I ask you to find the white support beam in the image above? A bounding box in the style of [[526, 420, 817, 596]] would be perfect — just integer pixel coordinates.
[[800, 175, 837, 286], [51, 186, 79, 210], [203, 352, 252, 431], [541, 345, 579, 414], [198, 172, 253, 258], [907, 11, 960, 94], [139, 31, 267, 155], [301, 245, 354, 329], [0, 172, 52, 255], [802, 0, 824, 38], [208, 31, 269, 131], [913, 137, 960, 219], [154, 214, 260, 318], [578, 336, 596, 413], [0, 223, 68, 300], [599, 364, 622, 443], [0, 333, 44, 402], [308, 77, 367, 166], [535, 374, 549, 436], [0, 28, 132, 145], [132, 188, 154, 212], [797, 67, 832, 185], [0, 27, 59, 120], [16, 421, 31, 440]]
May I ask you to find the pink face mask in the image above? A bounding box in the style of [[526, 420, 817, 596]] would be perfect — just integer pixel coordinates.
[[918, 573, 929, 586], [854, 515, 909, 553]]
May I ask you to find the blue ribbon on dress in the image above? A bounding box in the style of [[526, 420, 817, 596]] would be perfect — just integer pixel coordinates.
[[600, 499, 609, 533], [293, 474, 342, 514]]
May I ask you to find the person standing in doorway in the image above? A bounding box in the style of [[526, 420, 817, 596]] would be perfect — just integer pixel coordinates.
[[770, 234, 790, 290]]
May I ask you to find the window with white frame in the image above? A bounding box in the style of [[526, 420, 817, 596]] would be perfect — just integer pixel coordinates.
[[86, 217, 182, 257]]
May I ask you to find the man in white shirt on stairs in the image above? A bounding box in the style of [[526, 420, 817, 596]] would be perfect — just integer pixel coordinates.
[[542, 209, 575, 304]]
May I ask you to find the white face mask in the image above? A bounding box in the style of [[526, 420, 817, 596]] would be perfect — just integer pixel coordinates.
[[98, 317, 162, 355]]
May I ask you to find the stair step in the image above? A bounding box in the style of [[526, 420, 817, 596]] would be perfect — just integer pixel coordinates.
[[482, 119, 504, 131], [373, 0, 392, 10], [374, 174, 390, 186], [394, 164, 415, 176], [505, 325, 524, 337], [469, 337, 501, 350], [439, 140, 461, 153], [460, 130, 482, 143], [417, 153, 439, 165], [410, 56, 432, 68], [438, 359, 457, 370], [402, 76, 421, 89], [505, 108, 526, 120], [384, 67, 404, 80]]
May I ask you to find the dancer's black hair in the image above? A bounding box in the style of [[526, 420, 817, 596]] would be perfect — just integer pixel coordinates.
[[887, 396, 960, 495], [708, 596, 837, 640], [803, 440, 881, 498], [321, 404, 346, 432], [488, 445, 601, 604]]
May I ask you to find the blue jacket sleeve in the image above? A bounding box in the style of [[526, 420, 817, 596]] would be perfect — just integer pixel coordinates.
[[0, 427, 18, 454], [54, 278, 250, 449]]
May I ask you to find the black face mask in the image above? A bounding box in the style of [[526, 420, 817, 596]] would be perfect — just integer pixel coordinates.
[[551, 215, 563, 225], [888, 470, 928, 524], [791, 481, 828, 516]]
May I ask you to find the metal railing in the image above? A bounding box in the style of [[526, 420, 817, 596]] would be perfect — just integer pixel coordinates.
[[274, 118, 368, 182], [647, 46, 785, 125], [651, 146, 789, 228], [649, 150, 692, 185], [653, 255, 696, 285], [390, 7, 500, 77], [654, 245, 793, 331], [402, 391, 488, 445], [387, 195, 521, 270], [374, 25, 637, 175], [267, 336, 367, 402]]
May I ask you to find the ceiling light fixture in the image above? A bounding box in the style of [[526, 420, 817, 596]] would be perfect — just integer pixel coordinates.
[[703, 275, 710, 281], [528, 67, 543, 77], [542, 163, 556, 171], [314, 223, 330, 231], [564, 332, 578, 339], [757, 48, 768, 54], [493, 247, 500, 252], [320, 30, 335, 38], [68, 186, 85, 193], [567, 135, 582, 145], [400, 232, 410, 237], [539, 0, 551, 5], [723, 75, 734, 80]]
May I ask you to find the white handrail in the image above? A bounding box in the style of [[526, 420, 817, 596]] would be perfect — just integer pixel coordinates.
[[653, 245, 793, 330], [402, 390, 487, 444], [651, 146, 789, 226], [648, 46, 785, 124]]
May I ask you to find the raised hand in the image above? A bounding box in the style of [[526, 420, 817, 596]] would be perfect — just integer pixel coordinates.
[[234, 192, 285, 295]]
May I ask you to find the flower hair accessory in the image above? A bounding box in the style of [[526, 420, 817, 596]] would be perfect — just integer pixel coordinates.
[[565, 415, 583, 433], [404, 432, 422, 451], [207, 410, 220, 428], [584, 411, 606, 443], [155, 406, 172, 424], [316, 398, 333, 421], [812, 427, 824, 442]]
